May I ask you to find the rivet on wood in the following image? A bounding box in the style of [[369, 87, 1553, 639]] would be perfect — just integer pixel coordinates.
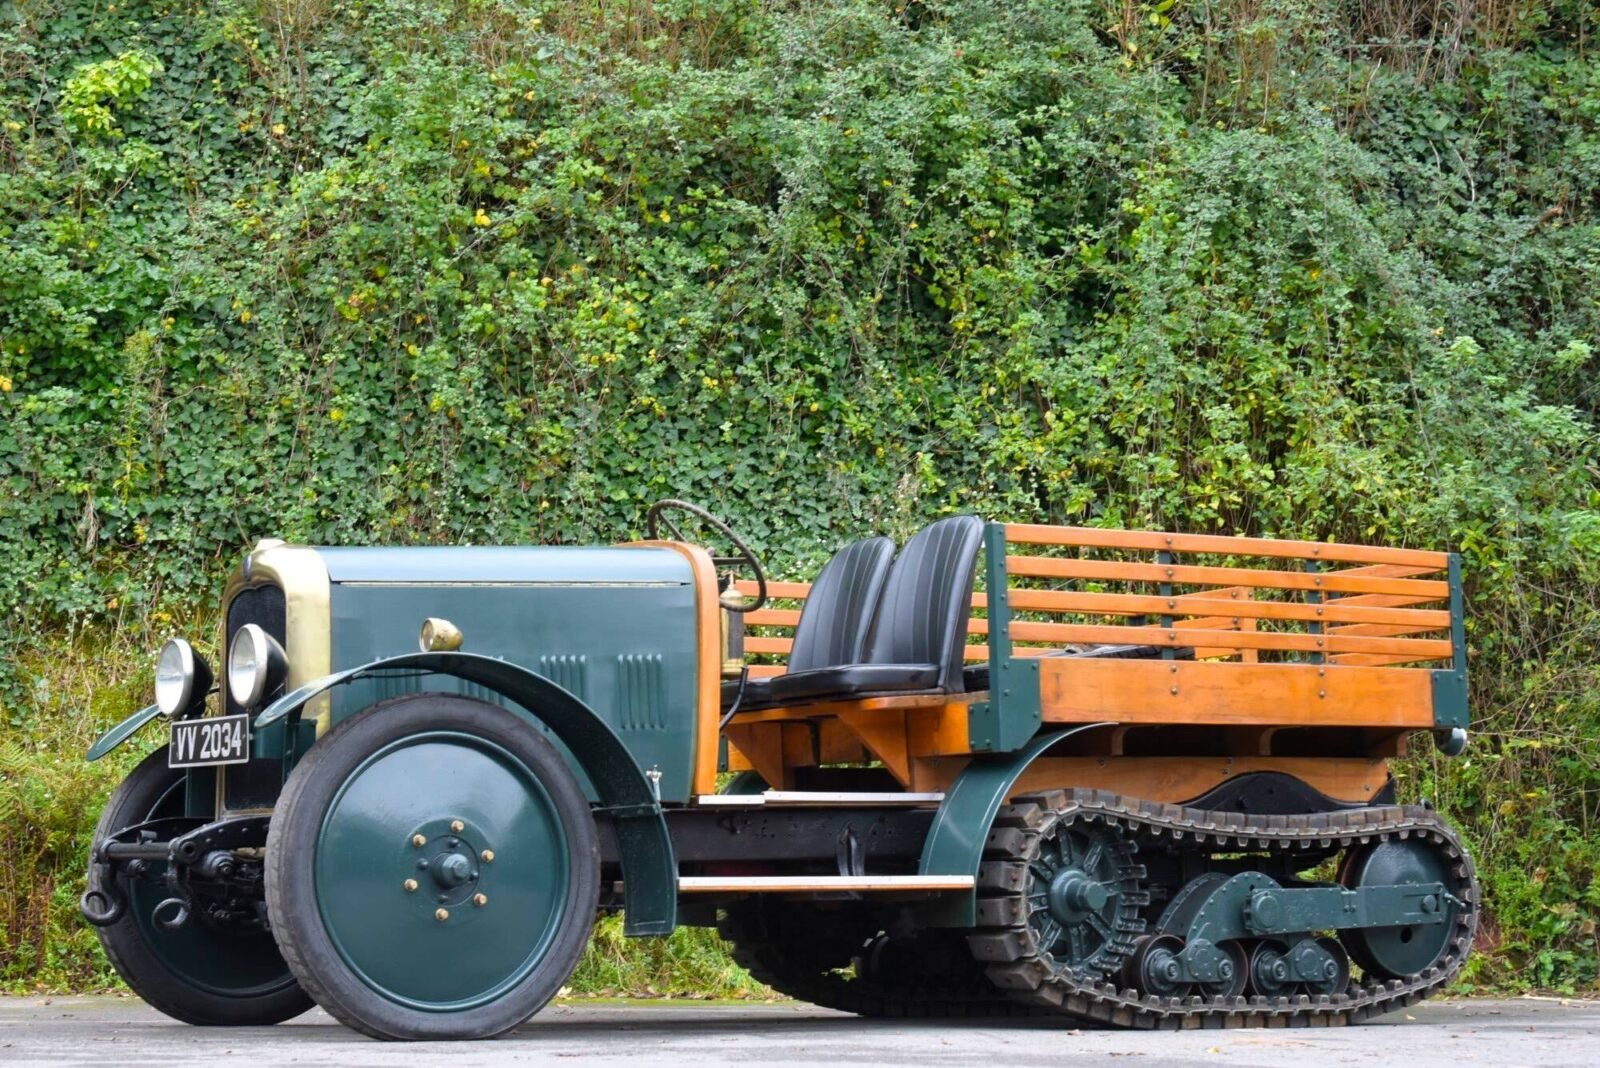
[[1170, 687, 1179, 695], [1319, 690, 1327, 698]]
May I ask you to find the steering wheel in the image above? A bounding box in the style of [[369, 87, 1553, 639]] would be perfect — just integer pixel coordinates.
[[645, 499, 767, 613]]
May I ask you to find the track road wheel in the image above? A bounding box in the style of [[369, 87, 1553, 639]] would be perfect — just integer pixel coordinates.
[[1247, 940, 1295, 999], [1123, 934, 1191, 1000], [87, 747, 311, 1025], [1338, 837, 1460, 981], [265, 696, 599, 1040]]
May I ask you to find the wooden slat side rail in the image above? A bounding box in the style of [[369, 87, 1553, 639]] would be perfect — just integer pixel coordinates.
[[743, 608, 802, 627], [982, 590, 1448, 628], [1006, 622, 1450, 659], [735, 579, 811, 599], [1007, 556, 1449, 598], [1038, 657, 1436, 728], [1003, 524, 1449, 569]]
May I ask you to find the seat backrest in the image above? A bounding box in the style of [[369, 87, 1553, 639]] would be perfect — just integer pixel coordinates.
[[786, 536, 896, 673], [864, 515, 985, 691]]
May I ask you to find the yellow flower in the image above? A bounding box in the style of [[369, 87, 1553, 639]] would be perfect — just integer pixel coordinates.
[[808, 401, 820, 412], [161, 317, 175, 330], [473, 209, 491, 227], [658, 210, 671, 223], [406, 343, 420, 356], [239, 309, 253, 323], [329, 407, 345, 422], [0, 374, 12, 393], [272, 123, 286, 136]]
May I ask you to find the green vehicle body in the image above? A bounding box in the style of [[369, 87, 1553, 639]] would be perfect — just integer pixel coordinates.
[[83, 517, 1478, 1039]]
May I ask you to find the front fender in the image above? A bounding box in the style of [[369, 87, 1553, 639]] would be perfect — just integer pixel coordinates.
[[86, 703, 162, 762], [254, 651, 677, 936]]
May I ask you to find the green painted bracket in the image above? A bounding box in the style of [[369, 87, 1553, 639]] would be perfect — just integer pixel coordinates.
[[968, 522, 1041, 753], [919, 724, 1110, 926], [254, 652, 677, 937], [1430, 553, 1469, 731], [86, 703, 161, 762]]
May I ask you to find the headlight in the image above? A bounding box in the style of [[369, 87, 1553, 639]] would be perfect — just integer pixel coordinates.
[[154, 638, 213, 718], [228, 623, 288, 709]]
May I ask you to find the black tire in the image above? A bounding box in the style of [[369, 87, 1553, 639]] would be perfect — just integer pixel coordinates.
[[265, 695, 599, 1040], [88, 747, 312, 1026]]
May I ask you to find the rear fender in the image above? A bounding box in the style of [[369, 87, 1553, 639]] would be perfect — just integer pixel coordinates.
[[917, 723, 1111, 926], [254, 651, 676, 936]]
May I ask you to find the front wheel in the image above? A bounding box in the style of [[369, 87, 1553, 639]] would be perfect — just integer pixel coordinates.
[[88, 747, 311, 1025], [264, 695, 600, 1040]]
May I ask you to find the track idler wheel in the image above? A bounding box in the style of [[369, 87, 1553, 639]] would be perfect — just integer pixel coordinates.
[[1338, 837, 1462, 981]]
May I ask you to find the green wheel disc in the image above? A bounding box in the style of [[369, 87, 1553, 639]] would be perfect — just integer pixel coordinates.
[[313, 731, 570, 1010], [1339, 838, 1457, 980]]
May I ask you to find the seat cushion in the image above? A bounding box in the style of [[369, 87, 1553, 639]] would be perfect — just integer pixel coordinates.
[[765, 662, 941, 704], [721, 675, 776, 709]]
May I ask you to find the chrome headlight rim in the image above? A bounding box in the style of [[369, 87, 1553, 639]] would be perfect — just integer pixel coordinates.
[[228, 623, 286, 710], [154, 637, 198, 718]]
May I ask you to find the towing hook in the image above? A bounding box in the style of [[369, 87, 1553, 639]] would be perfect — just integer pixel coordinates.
[[153, 897, 191, 930], [79, 887, 127, 927]]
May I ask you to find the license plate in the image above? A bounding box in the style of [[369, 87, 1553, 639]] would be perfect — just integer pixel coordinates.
[[169, 713, 252, 768]]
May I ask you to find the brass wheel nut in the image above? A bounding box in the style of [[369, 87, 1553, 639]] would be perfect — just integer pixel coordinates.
[[411, 834, 427, 848], [473, 893, 488, 907], [450, 819, 465, 833], [481, 849, 495, 863], [435, 908, 450, 922], [403, 879, 419, 893]]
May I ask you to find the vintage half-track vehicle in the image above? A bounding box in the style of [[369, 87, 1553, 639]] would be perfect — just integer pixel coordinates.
[[83, 501, 1477, 1039]]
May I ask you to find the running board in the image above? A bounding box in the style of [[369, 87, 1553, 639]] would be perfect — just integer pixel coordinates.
[[676, 875, 974, 893], [693, 790, 945, 808]]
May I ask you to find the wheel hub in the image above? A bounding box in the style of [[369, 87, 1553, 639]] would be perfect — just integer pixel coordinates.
[[407, 819, 492, 911], [1047, 870, 1110, 922]]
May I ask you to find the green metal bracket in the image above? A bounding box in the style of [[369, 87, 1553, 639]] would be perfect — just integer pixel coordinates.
[[254, 652, 678, 937], [1430, 553, 1469, 730], [968, 522, 1041, 753], [1168, 871, 1450, 947], [919, 724, 1110, 926]]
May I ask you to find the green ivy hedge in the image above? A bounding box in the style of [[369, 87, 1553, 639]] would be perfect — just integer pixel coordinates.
[[2, 0, 1597, 992]]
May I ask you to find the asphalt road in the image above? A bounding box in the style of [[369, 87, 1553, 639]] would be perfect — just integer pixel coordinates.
[[1, 996, 1595, 1067]]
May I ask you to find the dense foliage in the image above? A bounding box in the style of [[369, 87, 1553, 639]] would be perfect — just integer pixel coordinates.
[[2, 0, 1597, 993]]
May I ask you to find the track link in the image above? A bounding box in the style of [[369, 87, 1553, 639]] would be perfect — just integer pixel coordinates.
[[972, 789, 1479, 1028]]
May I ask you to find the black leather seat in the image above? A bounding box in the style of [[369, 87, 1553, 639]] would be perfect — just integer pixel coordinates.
[[763, 515, 985, 704], [723, 535, 894, 709]]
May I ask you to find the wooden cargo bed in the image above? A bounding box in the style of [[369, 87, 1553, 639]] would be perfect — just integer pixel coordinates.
[[721, 522, 1465, 803]]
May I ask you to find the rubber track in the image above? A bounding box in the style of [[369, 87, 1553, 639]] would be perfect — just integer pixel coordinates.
[[971, 789, 1479, 1029]]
